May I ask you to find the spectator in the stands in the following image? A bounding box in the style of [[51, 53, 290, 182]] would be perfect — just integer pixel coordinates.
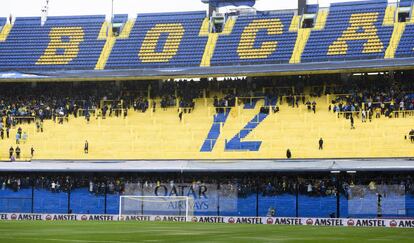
[[9, 146, 14, 158], [350, 115, 355, 129], [15, 146, 21, 159], [286, 149, 292, 159], [409, 130, 414, 143], [361, 109, 367, 123], [306, 101, 311, 111], [152, 100, 156, 113], [178, 111, 183, 122], [15, 132, 20, 144], [84, 140, 89, 154]]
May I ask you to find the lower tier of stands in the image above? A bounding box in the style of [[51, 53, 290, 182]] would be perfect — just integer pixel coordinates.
[[1, 95, 413, 160], [0, 173, 413, 218]]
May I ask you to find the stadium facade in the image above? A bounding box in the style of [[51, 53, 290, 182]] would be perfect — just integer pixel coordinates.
[[0, 0, 413, 222]]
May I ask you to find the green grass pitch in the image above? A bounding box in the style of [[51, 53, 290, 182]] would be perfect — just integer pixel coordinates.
[[0, 221, 413, 242]]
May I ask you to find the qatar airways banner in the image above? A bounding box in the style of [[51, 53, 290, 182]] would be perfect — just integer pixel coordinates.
[[1, 213, 413, 228], [124, 182, 237, 213]]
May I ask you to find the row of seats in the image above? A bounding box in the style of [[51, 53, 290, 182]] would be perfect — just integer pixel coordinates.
[[396, 25, 414, 56], [0, 15, 106, 70], [211, 13, 297, 66], [105, 11, 208, 68], [302, 1, 394, 62], [0, 4, 413, 70]]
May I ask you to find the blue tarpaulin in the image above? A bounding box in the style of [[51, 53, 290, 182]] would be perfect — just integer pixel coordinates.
[[201, 0, 256, 7]]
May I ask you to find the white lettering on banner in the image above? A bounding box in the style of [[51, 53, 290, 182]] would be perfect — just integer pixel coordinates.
[[124, 183, 238, 213], [0, 213, 413, 228]]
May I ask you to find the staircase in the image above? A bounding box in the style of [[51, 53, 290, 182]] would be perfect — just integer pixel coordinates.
[[200, 33, 219, 67], [383, 5, 396, 26], [95, 36, 116, 70], [313, 9, 329, 31], [95, 19, 135, 70], [385, 22, 406, 59], [289, 28, 311, 64], [200, 17, 236, 67], [118, 19, 135, 39], [0, 24, 12, 42]]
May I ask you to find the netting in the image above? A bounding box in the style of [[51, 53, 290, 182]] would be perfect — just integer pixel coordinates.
[[119, 196, 193, 218]]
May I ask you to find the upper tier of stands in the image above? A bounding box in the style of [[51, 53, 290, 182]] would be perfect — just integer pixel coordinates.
[[0, 18, 6, 28], [105, 11, 208, 69], [302, 1, 393, 62], [0, 1, 413, 71], [210, 12, 297, 66], [0, 15, 106, 70]]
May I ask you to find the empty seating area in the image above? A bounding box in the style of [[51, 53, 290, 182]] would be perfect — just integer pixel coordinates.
[[396, 25, 414, 57], [302, 1, 394, 62], [105, 11, 208, 69], [0, 15, 106, 70], [210, 13, 297, 66], [0, 18, 6, 28]]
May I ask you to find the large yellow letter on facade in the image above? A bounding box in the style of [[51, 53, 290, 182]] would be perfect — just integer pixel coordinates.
[[37, 27, 84, 65], [138, 23, 185, 63], [328, 13, 383, 55], [237, 19, 283, 59]]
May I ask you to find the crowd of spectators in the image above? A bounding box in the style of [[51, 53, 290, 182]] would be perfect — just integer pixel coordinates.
[[328, 78, 414, 119], [0, 74, 412, 123]]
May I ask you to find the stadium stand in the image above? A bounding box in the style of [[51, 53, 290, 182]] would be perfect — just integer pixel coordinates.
[[210, 12, 297, 66], [0, 18, 6, 30], [105, 11, 209, 69], [395, 24, 414, 56], [0, 1, 413, 71], [0, 74, 413, 160], [302, 0, 393, 62], [0, 15, 106, 70], [0, 172, 413, 218], [0, 0, 413, 222]]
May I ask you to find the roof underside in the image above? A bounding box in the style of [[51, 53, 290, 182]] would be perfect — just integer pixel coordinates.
[[1, 58, 414, 82], [1, 158, 414, 172]]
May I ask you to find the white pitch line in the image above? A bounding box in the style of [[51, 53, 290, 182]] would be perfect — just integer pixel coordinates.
[[0, 236, 140, 243]]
